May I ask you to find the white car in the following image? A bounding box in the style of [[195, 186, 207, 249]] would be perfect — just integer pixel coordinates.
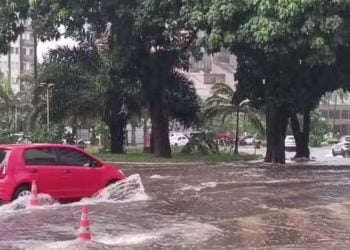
[[332, 135, 350, 157], [285, 135, 296, 151], [170, 136, 189, 147]]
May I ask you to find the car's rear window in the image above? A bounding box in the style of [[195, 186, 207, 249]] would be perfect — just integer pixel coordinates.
[[0, 150, 10, 175], [0, 150, 9, 164], [24, 148, 57, 165]]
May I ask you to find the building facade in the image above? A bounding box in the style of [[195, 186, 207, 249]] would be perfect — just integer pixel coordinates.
[[184, 48, 237, 100], [319, 102, 350, 135], [0, 20, 35, 93]]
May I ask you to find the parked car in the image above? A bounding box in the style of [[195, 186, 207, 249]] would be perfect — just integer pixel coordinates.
[[170, 136, 189, 146], [169, 132, 186, 139], [332, 135, 350, 157], [285, 135, 296, 151], [240, 135, 255, 145], [0, 144, 125, 203]]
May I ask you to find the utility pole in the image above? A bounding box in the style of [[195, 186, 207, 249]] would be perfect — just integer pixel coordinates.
[[40, 82, 55, 130]]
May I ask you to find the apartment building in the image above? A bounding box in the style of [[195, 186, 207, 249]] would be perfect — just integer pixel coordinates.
[[185, 48, 237, 100], [319, 98, 350, 135], [0, 20, 35, 93]]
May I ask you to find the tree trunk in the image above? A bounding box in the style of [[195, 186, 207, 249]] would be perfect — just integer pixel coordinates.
[[34, 32, 38, 79], [109, 115, 127, 154], [264, 106, 289, 164], [149, 98, 171, 158], [234, 106, 240, 154], [150, 132, 154, 154], [333, 94, 337, 134], [7, 43, 11, 88], [290, 110, 311, 159]]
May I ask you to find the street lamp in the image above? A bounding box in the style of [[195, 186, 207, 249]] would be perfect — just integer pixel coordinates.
[[40, 82, 55, 130]]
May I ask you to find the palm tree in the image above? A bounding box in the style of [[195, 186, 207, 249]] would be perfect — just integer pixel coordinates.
[[204, 83, 264, 154]]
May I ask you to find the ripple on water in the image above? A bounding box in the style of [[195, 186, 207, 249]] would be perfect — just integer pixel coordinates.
[[149, 174, 171, 179], [19, 222, 221, 250]]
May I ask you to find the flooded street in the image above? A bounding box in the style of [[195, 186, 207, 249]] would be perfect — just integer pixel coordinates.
[[2, 153, 350, 249]]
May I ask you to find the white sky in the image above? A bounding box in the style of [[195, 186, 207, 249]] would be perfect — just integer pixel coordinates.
[[37, 37, 77, 62]]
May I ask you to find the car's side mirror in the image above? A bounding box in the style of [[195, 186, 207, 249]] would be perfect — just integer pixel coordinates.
[[90, 160, 101, 168]]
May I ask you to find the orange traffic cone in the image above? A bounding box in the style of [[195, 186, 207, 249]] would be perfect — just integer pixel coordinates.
[[28, 180, 40, 207], [78, 207, 92, 241]]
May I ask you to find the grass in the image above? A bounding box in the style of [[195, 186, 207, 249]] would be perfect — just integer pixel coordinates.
[[90, 147, 261, 163]]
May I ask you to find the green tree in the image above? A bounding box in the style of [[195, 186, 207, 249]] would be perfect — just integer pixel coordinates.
[[184, 0, 350, 163], [309, 111, 331, 147], [24, 0, 200, 158]]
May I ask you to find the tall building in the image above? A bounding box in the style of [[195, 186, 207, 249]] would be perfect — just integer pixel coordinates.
[[0, 20, 35, 93], [319, 94, 350, 135], [184, 48, 237, 100]]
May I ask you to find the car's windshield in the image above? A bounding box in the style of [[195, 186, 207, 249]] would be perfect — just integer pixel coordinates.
[[344, 137, 350, 142]]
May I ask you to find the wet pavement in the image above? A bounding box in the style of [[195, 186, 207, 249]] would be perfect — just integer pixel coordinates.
[[2, 148, 350, 249]]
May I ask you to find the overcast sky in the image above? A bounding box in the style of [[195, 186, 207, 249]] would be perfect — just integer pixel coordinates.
[[37, 37, 77, 62]]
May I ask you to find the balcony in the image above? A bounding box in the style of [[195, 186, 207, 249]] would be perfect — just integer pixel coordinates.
[[22, 39, 34, 47], [203, 73, 225, 85], [22, 54, 34, 62]]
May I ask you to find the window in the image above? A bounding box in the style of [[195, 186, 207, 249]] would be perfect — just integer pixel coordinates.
[[10, 47, 14, 54], [25, 148, 57, 166], [342, 110, 349, 119], [22, 48, 26, 55], [57, 148, 100, 167], [30, 48, 34, 56], [15, 47, 18, 54], [0, 150, 10, 175]]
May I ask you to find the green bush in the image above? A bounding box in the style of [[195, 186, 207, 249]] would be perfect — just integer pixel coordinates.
[[310, 111, 331, 147], [30, 124, 65, 143], [0, 131, 18, 144], [309, 135, 324, 147]]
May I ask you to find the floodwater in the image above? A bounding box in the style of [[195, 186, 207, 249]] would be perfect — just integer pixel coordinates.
[[2, 159, 350, 249]]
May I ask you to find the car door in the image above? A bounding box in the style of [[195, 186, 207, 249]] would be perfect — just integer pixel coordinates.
[[24, 147, 67, 197], [56, 148, 105, 198]]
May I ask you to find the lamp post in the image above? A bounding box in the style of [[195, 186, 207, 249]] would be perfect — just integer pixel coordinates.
[[40, 82, 55, 130]]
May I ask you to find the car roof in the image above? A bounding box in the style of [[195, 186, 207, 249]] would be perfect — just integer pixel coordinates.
[[0, 143, 83, 150]]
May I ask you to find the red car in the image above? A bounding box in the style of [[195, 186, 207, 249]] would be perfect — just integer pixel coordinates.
[[0, 144, 125, 203]]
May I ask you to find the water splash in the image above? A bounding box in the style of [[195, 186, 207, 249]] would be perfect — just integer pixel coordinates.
[[0, 174, 149, 214], [83, 174, 150, 203], [96, 222, 222, 247], [0, 194, 58, 213]]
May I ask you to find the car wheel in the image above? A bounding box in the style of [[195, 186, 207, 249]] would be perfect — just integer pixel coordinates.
[[13, 185, 31, 200], [341, 150, 345, 158]]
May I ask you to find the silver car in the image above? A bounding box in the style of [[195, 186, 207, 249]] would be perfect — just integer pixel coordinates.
[[285, 135, 296, 151], [332, 136, 350, 157]]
